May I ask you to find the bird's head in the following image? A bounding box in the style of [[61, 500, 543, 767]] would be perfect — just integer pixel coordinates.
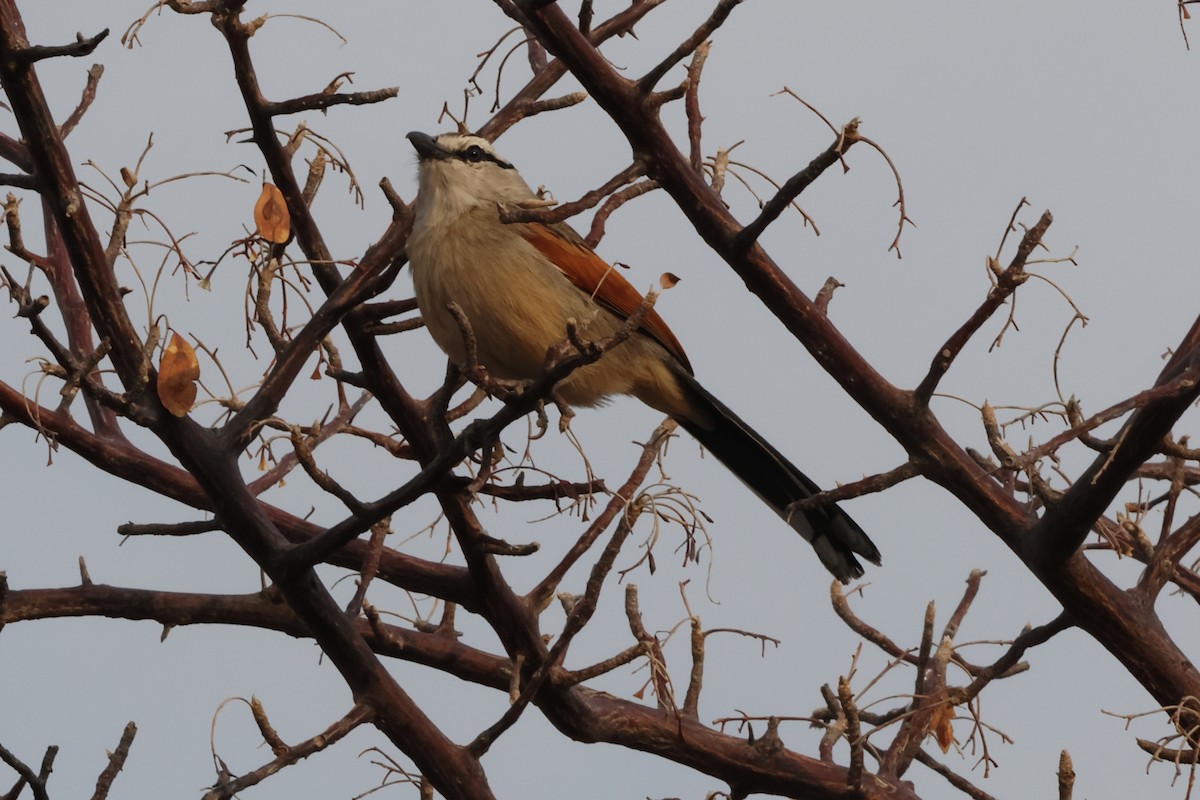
[[407, 131, 534, 220]]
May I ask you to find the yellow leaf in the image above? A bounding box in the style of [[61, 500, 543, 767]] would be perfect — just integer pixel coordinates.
[[157, 332, 200, 417], [254, 183, 291, 244]]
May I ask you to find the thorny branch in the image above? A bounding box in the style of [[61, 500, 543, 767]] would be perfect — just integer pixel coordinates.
[[3, 2, 1200, 800]]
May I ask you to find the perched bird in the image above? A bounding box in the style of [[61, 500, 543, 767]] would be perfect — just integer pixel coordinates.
[[405, 131, 880, 582]]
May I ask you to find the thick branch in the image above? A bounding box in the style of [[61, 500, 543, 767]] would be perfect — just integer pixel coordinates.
[[513, 0, 1200, 742], [0, 380, 476, 606], [0, 9, 146, 389], [1032, 342, 1200, 565]]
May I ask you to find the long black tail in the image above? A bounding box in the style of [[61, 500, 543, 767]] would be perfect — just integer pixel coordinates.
[[671, 370, 880, 583]]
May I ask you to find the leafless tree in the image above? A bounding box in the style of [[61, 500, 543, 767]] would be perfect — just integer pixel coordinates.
[[1, 2, 1198, 799]]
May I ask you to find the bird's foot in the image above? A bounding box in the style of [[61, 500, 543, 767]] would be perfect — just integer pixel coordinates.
[[550, 390, 576, 433]]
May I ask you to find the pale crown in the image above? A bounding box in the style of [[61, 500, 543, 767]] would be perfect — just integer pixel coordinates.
[[408, 132, 537, 225]]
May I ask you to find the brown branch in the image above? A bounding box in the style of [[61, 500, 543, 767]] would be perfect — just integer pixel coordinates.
[[201, 705, 372, 800], [497, 160, 645, 226], [0, 171, 35, 188], [264, 86, 398, 117], [90, 722, 136, 800], [60, 63, 104, 139], [1135, 737, 1200, 763], [2, 584, 511, 691], [519, 90, 587, 118], [638, 0, 742, 91], [733, 123, 858, 255], [683, 42, 709, 173], [1138, 512, 1200, 601], [838, 676, 864, 789], [11, 27, 108, 64], [584, 178, 659, 247], [950, 614, 1072, 707], [682, 613, 705, 719], [913, 750, 998, 800], [527, 420, 675, 610], [469, 424, 673, 753], [915, 209, 1052, 404], [1057, 750, 1075, 800], [1025, 377, 1199, 464], [788, 461, 920, 513], [0, 741, 55, 800], [1033, 347, 1200, 565], [0, 11, 147, 390], [831, 581, 915, 665], [942, 569, 984, 642], [0, 380, 476, 606]]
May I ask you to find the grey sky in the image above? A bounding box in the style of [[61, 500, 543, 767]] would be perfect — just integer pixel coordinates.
[[3, 2, 1198, 798]]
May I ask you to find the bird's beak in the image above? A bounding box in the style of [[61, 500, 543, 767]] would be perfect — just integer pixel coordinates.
[[407, 131, 446, 161]]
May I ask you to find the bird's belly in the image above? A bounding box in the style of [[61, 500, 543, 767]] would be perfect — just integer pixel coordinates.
[[411, 227, 629, 401]]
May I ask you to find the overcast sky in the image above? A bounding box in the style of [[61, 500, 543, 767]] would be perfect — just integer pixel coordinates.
[[3, 2, 1200, 799]]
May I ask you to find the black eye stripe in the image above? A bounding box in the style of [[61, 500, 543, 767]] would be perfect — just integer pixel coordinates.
[[452, 145, 513, 170]]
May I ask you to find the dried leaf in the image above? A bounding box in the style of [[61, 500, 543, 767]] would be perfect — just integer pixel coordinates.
[[254, 183, 291, 244], [930, 703, 955, 753], [157, 332, 199, 417], [119, 166, 136, 188], [659, 272, 680, 289]]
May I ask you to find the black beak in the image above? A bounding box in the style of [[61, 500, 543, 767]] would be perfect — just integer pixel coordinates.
[[407, 131, 446, 161]]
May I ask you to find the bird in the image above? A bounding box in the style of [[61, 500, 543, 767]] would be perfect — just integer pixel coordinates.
[[405, 130, 880, 582]]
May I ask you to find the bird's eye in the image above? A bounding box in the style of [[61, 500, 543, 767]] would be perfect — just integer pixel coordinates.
[[463, 145, 486, 162]]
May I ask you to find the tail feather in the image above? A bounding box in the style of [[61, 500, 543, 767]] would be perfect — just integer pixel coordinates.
[[671, 371, 880, 583]]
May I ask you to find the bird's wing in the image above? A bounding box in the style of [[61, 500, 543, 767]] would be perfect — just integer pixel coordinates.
[[517, 220, 693, 373]]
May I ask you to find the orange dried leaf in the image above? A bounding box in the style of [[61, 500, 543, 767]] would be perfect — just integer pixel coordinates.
[[157, 332, 200, 417], [659, 271, 680, 290], [930, 704, 955, 753], [254, 183, 291, 244]]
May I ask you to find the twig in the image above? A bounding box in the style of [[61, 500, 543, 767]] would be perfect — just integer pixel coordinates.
[[914, 750, 998, 800], [732, 121, 859, 254], [14, 28, 108, 64], [117, 519, 221, 537], [684, 41, 710, 172], [264, 86, 398, 117], [527, 420, 676, 609], [60, 64, 104, 138], [498, 160, 646, 226], [1058, 750, 1075, 800], [915, 209, 1052, 404], [89, 721, 137, 800], [201, 705, 372, 800], [0, 741, 56, 800], [789, 461, 919, 513], [638, 0, 742, 91]]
